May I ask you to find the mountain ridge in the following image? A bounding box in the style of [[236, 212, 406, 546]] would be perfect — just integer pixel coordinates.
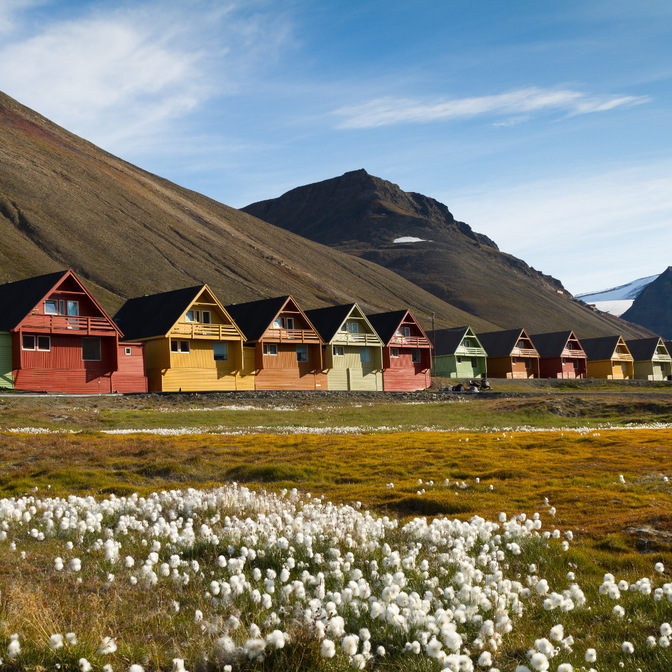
[[243, 171, 651, 338], [621, 267, 672, 339]]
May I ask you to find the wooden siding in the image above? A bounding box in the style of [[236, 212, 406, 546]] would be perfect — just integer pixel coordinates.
[[382, 347, 432, 391], [0, 332, 13, 389], [487, 355, 539, 379], [253, 343, 325, 390], [14, 368, 114, 393], [113, 343, 148, 393], [587, 359, 634, 380], [327, 366, 382, 391], [539, 356, 587, 379], [434, 354, 487, 379]]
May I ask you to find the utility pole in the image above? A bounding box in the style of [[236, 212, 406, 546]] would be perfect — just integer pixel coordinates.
[[430, 312, 436, 378]]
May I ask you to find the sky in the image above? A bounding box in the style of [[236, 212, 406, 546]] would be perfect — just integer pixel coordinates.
[[1, 0, 671, 295]]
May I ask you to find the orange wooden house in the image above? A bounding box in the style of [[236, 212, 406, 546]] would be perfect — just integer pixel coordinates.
[[0, 270, 147, 393], [477, 328, 540, 378], [367, 309, 432, 391], [226, 296, 326, 390], [581, 335, 634, 379]]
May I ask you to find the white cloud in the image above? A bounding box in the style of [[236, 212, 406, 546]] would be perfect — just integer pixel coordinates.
[[0, 0, 46, 36], [334, 87, 649, 129], [446, 161, 672, 294]]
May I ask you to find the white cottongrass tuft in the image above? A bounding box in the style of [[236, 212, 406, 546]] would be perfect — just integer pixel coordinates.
[[320, 639, 336, 658]]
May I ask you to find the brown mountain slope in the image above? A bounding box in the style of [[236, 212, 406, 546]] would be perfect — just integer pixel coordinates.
[[243, 170, 652, 338], [622, 267, 672, 339], [0, 91, 497, 330]]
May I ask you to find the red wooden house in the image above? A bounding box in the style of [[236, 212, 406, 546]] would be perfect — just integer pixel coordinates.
[[0, 270, 147, 393], [531, 330, 587, 379], [367, 310, 432, 390], [226, 296, 326, 390]]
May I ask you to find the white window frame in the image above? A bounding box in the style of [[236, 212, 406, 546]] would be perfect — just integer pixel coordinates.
[[171, 340, 190, 353], [201, 310, 211, 324], [264, 343, 278, 356], [22, 334, 36, 350], [125, 347, 132, 356], [44, 300, 58, 315], [284, 317, 294, 330], [391, 347, 399, 358], [333, 345, 345, 357]]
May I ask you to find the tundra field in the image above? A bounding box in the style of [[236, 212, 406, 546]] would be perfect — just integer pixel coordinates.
[[1, 385, 672, 672]]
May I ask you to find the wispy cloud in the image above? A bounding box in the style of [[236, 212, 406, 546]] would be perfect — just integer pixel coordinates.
[[447, 161, 672, 294], [334, 87, 649, 129]]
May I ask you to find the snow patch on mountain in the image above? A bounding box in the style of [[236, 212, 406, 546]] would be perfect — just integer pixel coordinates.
[[393, 236, 429, 243], [576, 274, 659, 317]]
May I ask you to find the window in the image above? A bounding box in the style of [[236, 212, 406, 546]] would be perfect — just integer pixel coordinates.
[[360, 348, 371, 364], [396, 326, 411, 338], [463, 339, 472, 348], [202, 311, 211, 324], [512, 357, 517, 364], [272, 317, 282, 329], [185, 310, 196, 322], [23, 335, 50, 351], [213, 342, 228, 361], [284, 317, 294, 330], [391, 348, 399, 358], [44, 300, 58, 315], [412, 349, 421, 364], [67, 301, 79, 316], [45, 299, 78, 317], [171, 340, 190, 353], [525, 358, 532, 369], [470, 357, 477, 367], [125, 347, 132, 356], [343, 321, 358, 333], [82, 337, 101, 361], [517, 340, 525, 349], [296, 345, 308, 362], [333, 346, 345, 357], [264, 343, 278, 356], [457, 356, 462, 364]]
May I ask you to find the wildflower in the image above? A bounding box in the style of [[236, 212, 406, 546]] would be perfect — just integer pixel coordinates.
[[557, 665, 573, 672], [66, 633, 78, 645], [266, 630, 286, 649], [244, 638, 266, 660], [478, 650, 493, 667], [341, 634, 359, 656], [98, 637, 117, 655], [655, 562, 665, 573], [79, 659, 92, 672], [549, 625, 564, 642], [8, 635, 20, 658], [69, 558, 81, 572], [172, 659, 187, 672], [321, 639, 336, 658], [54, 557, 64, 571], [647, 636, 657, 647], [103, 665, 114, 672], [376, 645, 385, 656], [50, 634, 64, 650], [528, 652, 549, 671], [661, 623, 672, 637], [129, 666, 144, 672], [622, 641, 634, 654], [613, 605, 625, 618], [585, 648, 597, 663]]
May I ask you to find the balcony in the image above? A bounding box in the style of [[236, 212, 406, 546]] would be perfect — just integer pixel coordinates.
[[335, 332, 381, 346], [390, 335, 431, 348], [612, 351, 634, 362], [172, 323, 242, 340], [455, 345, 485, 356], [561, 349, 586, 359], [512, 347, 538, 357], [22, 314, 117, 336], [264, 328, 322, 344]]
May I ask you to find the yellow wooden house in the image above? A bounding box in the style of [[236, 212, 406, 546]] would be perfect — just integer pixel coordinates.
[[305, 303, 384, 390], [581, 335, 634, 379], [114, 285, 253, 391]]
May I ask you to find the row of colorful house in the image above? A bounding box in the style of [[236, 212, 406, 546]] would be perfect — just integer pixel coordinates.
[[433, 327, 672, 382], [0, 270, 670, 395]]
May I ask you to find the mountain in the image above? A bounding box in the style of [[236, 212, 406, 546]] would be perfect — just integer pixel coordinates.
[[0, 90, 496, 330], [243, 170, 652, 338], [576, 275, 658, 317], [621, 268, 672, 339]]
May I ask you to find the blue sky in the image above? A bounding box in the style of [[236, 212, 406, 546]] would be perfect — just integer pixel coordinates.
[[1, 0, 671, 295]]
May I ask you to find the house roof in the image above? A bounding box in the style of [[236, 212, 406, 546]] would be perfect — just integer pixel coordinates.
[[530, 331, 583, 358], [581, 335, 626, 361], [0, 270, 70, 331], [477, 328, 535, 358], [114, 285, 205, 341], [304, 304, 356, 343], [225, 296, 294, 342], [432, 327, 474, 356], [626, 337, 668, 361], [367, 310, 408, 344]]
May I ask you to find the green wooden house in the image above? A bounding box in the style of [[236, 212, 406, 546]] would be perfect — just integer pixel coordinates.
[[305, 304, 384, 390], [0, 331, 12, 388], [432, 326, 488, 379]]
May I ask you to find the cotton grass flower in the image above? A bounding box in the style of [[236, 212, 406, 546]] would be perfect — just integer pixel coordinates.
[[321, 639, 336, 658], [49, 634, 64, 650], [79, 659, 92, 672], [622, 641, 634, 654], [585, 648, 597, 663], [98, 636, 117, 655]]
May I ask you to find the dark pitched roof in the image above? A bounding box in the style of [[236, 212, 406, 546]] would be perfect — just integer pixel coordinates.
[[626, 337, 667, 361], [305, 304, 355, 343], [367, 310, 409, 344], [530, 331, 580, 358], [433, 327, 471, 356], [581, 336, 623, 361], [225, 296, 292, 342], [0, 270, 69, 331], [114, 286, 204, 341], [477, 328, 530, 358]]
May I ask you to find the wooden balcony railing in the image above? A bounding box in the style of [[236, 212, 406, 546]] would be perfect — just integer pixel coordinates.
[[390, 335, 431, 348], [512, 347, 538, 357], [562, 349, 586, 359], [22, 314, 117, 335], [455, 345, 485, 356], [334, 333, 381, 346], [264, 328, 322, 344], [172, 323, 242, 339], [612, 352, 633, 362]]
